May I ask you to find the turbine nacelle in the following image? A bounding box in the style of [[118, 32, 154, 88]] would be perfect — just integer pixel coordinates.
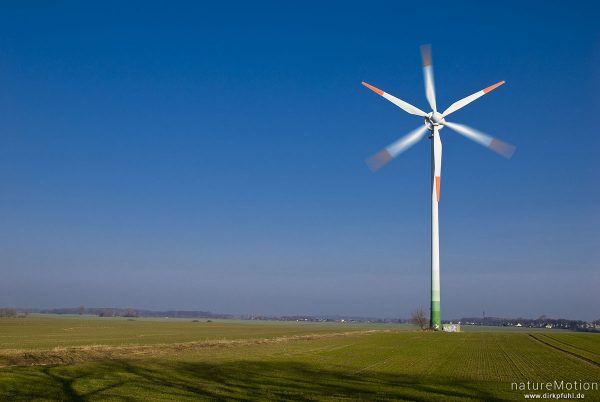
[[425, 111, 445, 131]]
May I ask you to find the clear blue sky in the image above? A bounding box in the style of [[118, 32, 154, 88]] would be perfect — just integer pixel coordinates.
[[0, 1, 598, 320]]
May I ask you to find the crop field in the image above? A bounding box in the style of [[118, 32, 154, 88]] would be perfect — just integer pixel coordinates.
[[0, 316, 598, 401]]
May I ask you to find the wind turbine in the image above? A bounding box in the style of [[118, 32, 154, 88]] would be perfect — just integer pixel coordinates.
[[362, 45, 514, 330]]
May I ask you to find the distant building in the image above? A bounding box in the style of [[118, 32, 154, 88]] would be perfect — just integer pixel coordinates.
[[443, 323, 460, 332]]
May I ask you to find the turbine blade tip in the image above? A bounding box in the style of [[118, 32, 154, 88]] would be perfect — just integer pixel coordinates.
[[366, 150, 392, 171], [483, 80, 506, 93], [420, 44, 432, 66], [361, 82, 384, 95], [490, 139, 516, 158]]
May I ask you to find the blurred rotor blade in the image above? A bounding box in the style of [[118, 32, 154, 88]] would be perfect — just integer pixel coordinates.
[[362, 82, 427, 117], [442, 81, 505, 118], [444, 121, 515, 158], [366, 125, 429, 171], [420, 44, 437, 112]]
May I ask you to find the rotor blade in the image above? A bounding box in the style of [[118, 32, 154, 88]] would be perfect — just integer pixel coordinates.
[[361, 82, 427, 117], [432, 127, 442, 202], [442, 81, 505, 118], [420, 44, 437, 112], [444, 121, 515, 158], [366, 125, 429, 171]]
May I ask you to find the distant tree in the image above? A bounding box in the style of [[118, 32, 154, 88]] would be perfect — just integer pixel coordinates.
[[123, 308, 138, 318], [99, 309, 114, 317], [411, 307, 428, 330], [77, 305, 85, 315], [0, 308, 17, 318]]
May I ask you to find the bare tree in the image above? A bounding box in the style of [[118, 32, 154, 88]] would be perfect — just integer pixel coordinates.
[[77, 305, 85, 315], [411, 307, 428, 330]]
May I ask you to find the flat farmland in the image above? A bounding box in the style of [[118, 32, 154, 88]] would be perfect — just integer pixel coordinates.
[[0, 315, 387, 350], [0, 316, 598, 401]]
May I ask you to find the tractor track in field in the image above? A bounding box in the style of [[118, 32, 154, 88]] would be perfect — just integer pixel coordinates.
[[0, 329, 389, 368], [537, 334, 600, 357], [528, 334, 600, 368]]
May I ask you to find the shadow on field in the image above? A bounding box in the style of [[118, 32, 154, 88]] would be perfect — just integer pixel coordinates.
[[0, 360, 502, 401]]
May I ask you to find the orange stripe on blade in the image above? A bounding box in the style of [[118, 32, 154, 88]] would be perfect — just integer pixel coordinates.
[[435, 176, 441, 202], [483, 80, 506, 93], [420, 45, 432, 66], [489, 139, 516, 158], [366, 149, 392, 171], [362, 82, 384, 95]]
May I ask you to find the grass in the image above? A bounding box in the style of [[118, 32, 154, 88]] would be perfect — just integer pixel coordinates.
[[0, 315, 598, 401], [0, 314, 398, 350]]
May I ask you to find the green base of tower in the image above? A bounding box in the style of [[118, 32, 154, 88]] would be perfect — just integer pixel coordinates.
[[430, 301, 441, 330]]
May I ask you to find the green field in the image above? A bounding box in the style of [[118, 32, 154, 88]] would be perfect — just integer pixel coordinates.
[[0, 316, 598, 401]]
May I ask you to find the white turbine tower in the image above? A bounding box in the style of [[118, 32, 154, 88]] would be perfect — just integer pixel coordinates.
[[362, 45, 515, 330]]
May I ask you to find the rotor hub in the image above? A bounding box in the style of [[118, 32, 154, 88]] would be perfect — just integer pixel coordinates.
[[425, 112, 445, 130]]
